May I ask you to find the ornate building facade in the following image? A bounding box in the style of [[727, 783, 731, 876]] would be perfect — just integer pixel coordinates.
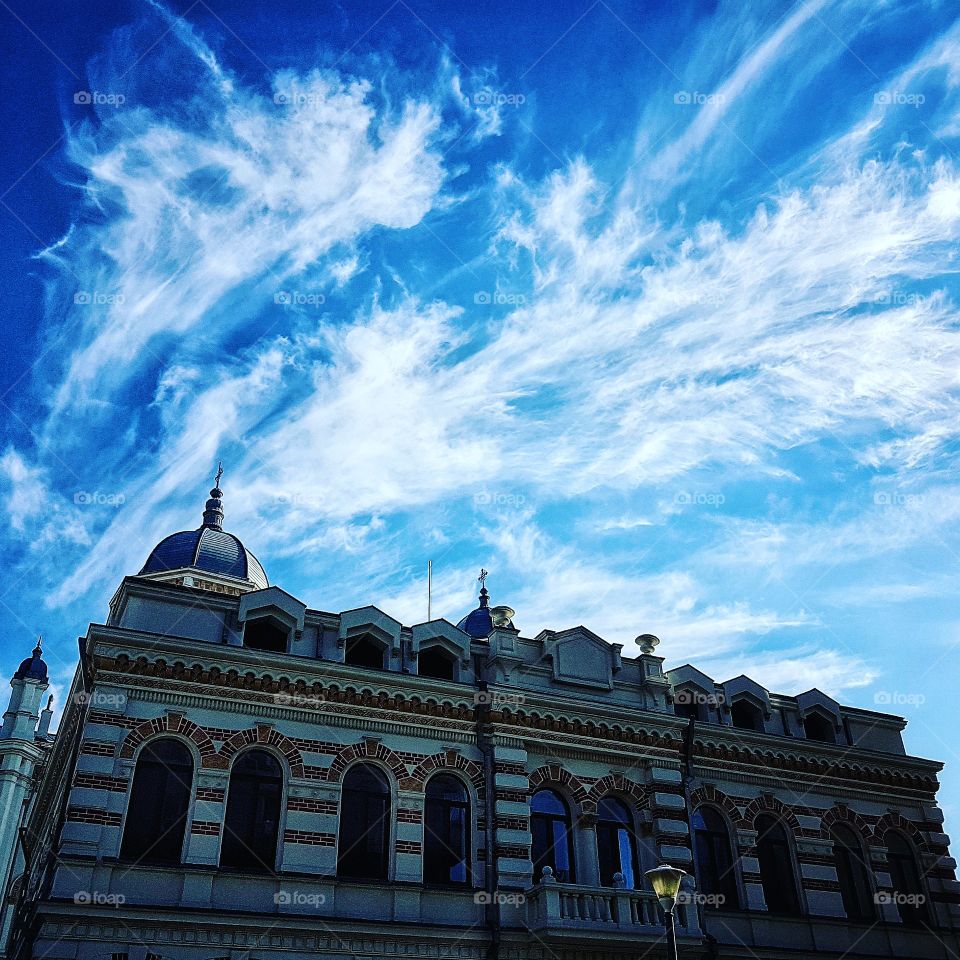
[[0, 482, 958, 959]]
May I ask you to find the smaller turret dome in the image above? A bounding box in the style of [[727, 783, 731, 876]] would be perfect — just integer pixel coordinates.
[[14, 638, 47, 682], [456, 570, 513, 639]]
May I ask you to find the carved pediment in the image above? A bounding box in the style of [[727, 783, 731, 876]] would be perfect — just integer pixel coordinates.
[[539, 626, 615, 690], [338, 605, 402, 651], [238, 586, 306, 632], [410, 619, 472, 662]]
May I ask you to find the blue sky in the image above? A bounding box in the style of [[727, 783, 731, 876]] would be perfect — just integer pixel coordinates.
[[1, 0, 959, 824]]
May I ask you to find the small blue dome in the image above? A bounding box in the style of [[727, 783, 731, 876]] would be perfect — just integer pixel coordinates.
[[457, 605, 494, 639], [140, 527, 268, 589], [14, 643, 47, 682]]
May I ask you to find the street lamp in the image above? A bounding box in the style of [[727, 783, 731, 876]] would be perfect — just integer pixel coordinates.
[[645, 864, 686, 960]]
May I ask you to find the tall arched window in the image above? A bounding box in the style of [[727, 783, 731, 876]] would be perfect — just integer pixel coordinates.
[[885, 831, 929, 926], [220, 750, 283, 872], [424, 774, 470, 885], [120, 738, 193, 864], [691, 806, 739, 910], [531, 789, 575, 883], [755, 814, 801, 915], [338, 764, 390, 880], [831, 824, 873, 922], [596, 797, 641, 888]]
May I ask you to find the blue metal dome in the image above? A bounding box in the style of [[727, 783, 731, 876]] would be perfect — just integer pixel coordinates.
[[138, 477, 268, 589], [456, 572, 513, 638], [14, 640, 47, 682], [457, 600, 494, 639]]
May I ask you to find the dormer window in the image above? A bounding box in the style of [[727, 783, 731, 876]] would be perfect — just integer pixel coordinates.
[[419, 645, 457, 681], [243, 615, 289, 653], [731, 699, 764, 731], [802, 712, 836, 743], [345, 634, 386, 669]]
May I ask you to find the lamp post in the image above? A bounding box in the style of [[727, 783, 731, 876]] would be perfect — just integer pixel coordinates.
[[645, 864, 686, 960]]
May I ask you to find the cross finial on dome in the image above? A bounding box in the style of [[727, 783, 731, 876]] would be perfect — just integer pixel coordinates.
[[202, 463, 225, 530], [478, 568, 489, 607]]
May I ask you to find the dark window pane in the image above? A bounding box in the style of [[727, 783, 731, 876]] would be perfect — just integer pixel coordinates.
[[530, 789, 575, 883], [691, 807, 739, 910], [731, 700, 764, 731], [338, 764, 390, 880], [424, 775, 470, 884], [803, 713, 835, 743], [243, 618, 288, 652], [596, 797, 640, 888], [755, 815, 800, 915], [345, 636, 386, 669], [220, 750, 283, 872], [885, 831, 928, 926], [120, 739, 193, 865], [419, 646, 456, 680], [832, 825, 873, 922]]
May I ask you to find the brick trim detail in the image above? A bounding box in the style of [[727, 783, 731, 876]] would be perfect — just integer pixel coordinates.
[[219, 724, 305, 777], [190, 820, 221, 836], [402, 749, 485, 796], [872, 811, 928, 851], [118, 713, 219, 768], [819, 804, 873, 844], [284, 829, 336, 846], [73, 772, 128, 793], [589, 773, 648, 812], [66, 806, 122, 826], [326, 740, 407, 784], [528, 765, 591, 813], [743, 794, 801, 833]]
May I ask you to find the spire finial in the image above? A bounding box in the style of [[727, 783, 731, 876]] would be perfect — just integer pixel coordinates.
[[201, 463, 225, 530], [34, 634, 42, 655], [478, 568, 489, 607]]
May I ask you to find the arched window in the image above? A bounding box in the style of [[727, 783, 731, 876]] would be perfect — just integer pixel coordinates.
[[691, 806, 739, 910], [120, 738, 193, 865], [220, 750, 283, 872], [802, 712, 835, 744], [755, 814, 801, 915], [419, 646, 456, 681], [531, 789, 575, 883], [885, 831, 929, 926], [345, 635, 386, 669], [731, 699, 764, 731], [338, 764, 390, 880], [831, 824, 873, 922], [596, 797, 641, 888], [424, 774, 470, 884]]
